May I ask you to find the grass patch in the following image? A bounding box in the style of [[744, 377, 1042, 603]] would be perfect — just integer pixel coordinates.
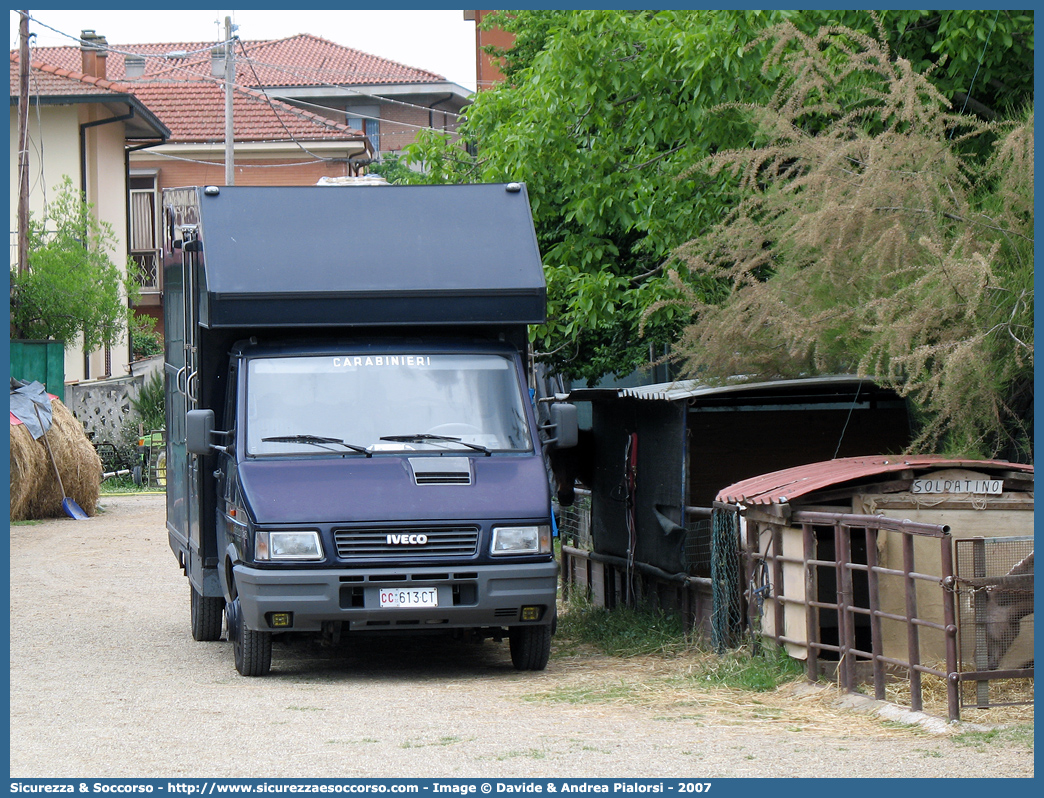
[[555, 593, 697, 658], [524, 680, 643, 704], [555, 592, 804, 691], [401, 735, 470, 749], [688, 644, 805, 692], [495, 749, 546, 761], [951, 724, 1034, 751], [99, 475, 162, 495], [539, 593, 806, 708]]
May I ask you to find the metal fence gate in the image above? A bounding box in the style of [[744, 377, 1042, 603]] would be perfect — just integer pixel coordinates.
[[738, 509, 1036, 721], [739, 509, 964, 719]]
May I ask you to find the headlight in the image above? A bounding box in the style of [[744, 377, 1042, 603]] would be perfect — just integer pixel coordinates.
[[490, 525, 551, 556], [255, 530, 324, 561]]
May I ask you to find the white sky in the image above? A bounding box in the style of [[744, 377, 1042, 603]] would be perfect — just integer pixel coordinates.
[[11, 9, 479, 92]]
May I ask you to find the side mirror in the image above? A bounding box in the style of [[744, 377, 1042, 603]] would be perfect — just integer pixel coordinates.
[[545, 402, 578, 449], [186, 409, 215, 455]]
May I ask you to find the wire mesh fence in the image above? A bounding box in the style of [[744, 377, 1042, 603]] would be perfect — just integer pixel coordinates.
[[557, 492, 714, 574], [555, 489, 592, 550], [710, 505, 743, 653], [954, 536, 1034, 709], [684, 516, 713, 577]]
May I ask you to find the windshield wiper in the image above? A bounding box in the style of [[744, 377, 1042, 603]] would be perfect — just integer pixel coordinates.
[[379, 434, 491, 456], [261, 434, 372, 456]]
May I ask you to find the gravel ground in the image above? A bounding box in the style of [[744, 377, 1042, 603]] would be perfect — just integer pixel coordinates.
[[8, 494, 1034, 779]]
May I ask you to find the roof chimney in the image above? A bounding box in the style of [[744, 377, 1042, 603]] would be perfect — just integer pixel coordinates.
[[210, 47, 225, 77], [124, 53, 146, 79], [80, 29, 108, 80]]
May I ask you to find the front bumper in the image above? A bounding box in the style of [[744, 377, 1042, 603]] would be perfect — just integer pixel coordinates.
[[232, 560, 559, 632]]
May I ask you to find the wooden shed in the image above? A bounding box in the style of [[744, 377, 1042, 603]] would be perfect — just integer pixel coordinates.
[[562, 376, 910, 576], [555, 376, 912, 635]]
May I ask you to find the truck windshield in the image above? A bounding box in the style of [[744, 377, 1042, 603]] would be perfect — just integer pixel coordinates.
[[245, 353, 533, 456]]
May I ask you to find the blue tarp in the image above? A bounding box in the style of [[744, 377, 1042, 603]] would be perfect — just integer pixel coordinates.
[[10, 379, 53, 440]]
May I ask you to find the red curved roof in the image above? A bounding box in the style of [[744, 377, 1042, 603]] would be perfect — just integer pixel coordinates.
[[716, 455, 1033, 505]]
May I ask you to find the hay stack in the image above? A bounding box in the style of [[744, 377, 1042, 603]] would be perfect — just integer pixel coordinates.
[[10, 423, 46, 520], [9, 398, 101, 520]]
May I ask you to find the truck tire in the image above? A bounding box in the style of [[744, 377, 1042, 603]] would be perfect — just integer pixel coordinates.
[[190, 584, 224, 642], [228, 597, 272, 677], [509, 624, 551, 671]]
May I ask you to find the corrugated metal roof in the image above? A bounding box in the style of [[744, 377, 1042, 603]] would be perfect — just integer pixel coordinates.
[[568, 375, 875, 403], [716, 455, 1034, 505]]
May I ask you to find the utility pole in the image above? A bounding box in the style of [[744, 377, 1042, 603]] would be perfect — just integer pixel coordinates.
[[224, 16, 235, 185], [17, 10, 30, 274]]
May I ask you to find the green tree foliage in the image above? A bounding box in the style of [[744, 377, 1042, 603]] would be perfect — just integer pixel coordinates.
[[403, 10, 1031, 386], [799, 10, 1034, 120], [660, 22, 1033, 460], [367, 153, 415, 184], [131, 370, 165, 432], [405, 10, 783, 382], [130, 312, 163, 360], [11, 177, 139, 351]]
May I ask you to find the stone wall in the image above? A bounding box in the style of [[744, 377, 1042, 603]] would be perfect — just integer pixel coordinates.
[[64, 356, 163, 444], [64, 375, 142, 444]]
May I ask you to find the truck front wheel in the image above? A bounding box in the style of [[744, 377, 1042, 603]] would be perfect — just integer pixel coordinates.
[[227, 597, 272, 677], [190, 584, 224, 642], [508, 624, 551, 671]]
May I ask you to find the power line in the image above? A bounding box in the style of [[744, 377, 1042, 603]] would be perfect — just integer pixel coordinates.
[[144, 150, 350, 169], [235, 55, 465, 120], [21, 13, 237, 61], [957, 10, 1000, 115], [17, 13, 468, 166], [235, 38, 352, 164], [21, 12, 468, 123]]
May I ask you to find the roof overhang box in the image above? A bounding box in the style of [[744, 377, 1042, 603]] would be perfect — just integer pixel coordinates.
[[174, 182, 546, 329]]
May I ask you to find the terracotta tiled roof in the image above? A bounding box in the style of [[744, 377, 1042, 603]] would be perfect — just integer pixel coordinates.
[[130, 78, 364, 144], [25, 33, 445, 86], [12, 48, 368, 147], [235, 34, 444, 86], [10, 51, 135, 98], [715, 455, 1034, 505], [10, 53, 170, 139], [14, 33, 443, 147]]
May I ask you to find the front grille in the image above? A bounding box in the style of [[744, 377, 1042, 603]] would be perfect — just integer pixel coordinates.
[[334, 527, 480, 559]]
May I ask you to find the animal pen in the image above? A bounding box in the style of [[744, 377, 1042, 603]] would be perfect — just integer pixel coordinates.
[[553, 376, 912, 639], [716, 456, 1034, 721]]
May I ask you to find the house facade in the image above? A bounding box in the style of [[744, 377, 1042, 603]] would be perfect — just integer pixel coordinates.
[[464, 11, 515, 90], [9, 48, 169, 382], [17, 29, 472, 345]]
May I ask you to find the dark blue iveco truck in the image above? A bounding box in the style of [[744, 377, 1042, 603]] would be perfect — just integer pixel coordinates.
[[162, 183, 576, 676]]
